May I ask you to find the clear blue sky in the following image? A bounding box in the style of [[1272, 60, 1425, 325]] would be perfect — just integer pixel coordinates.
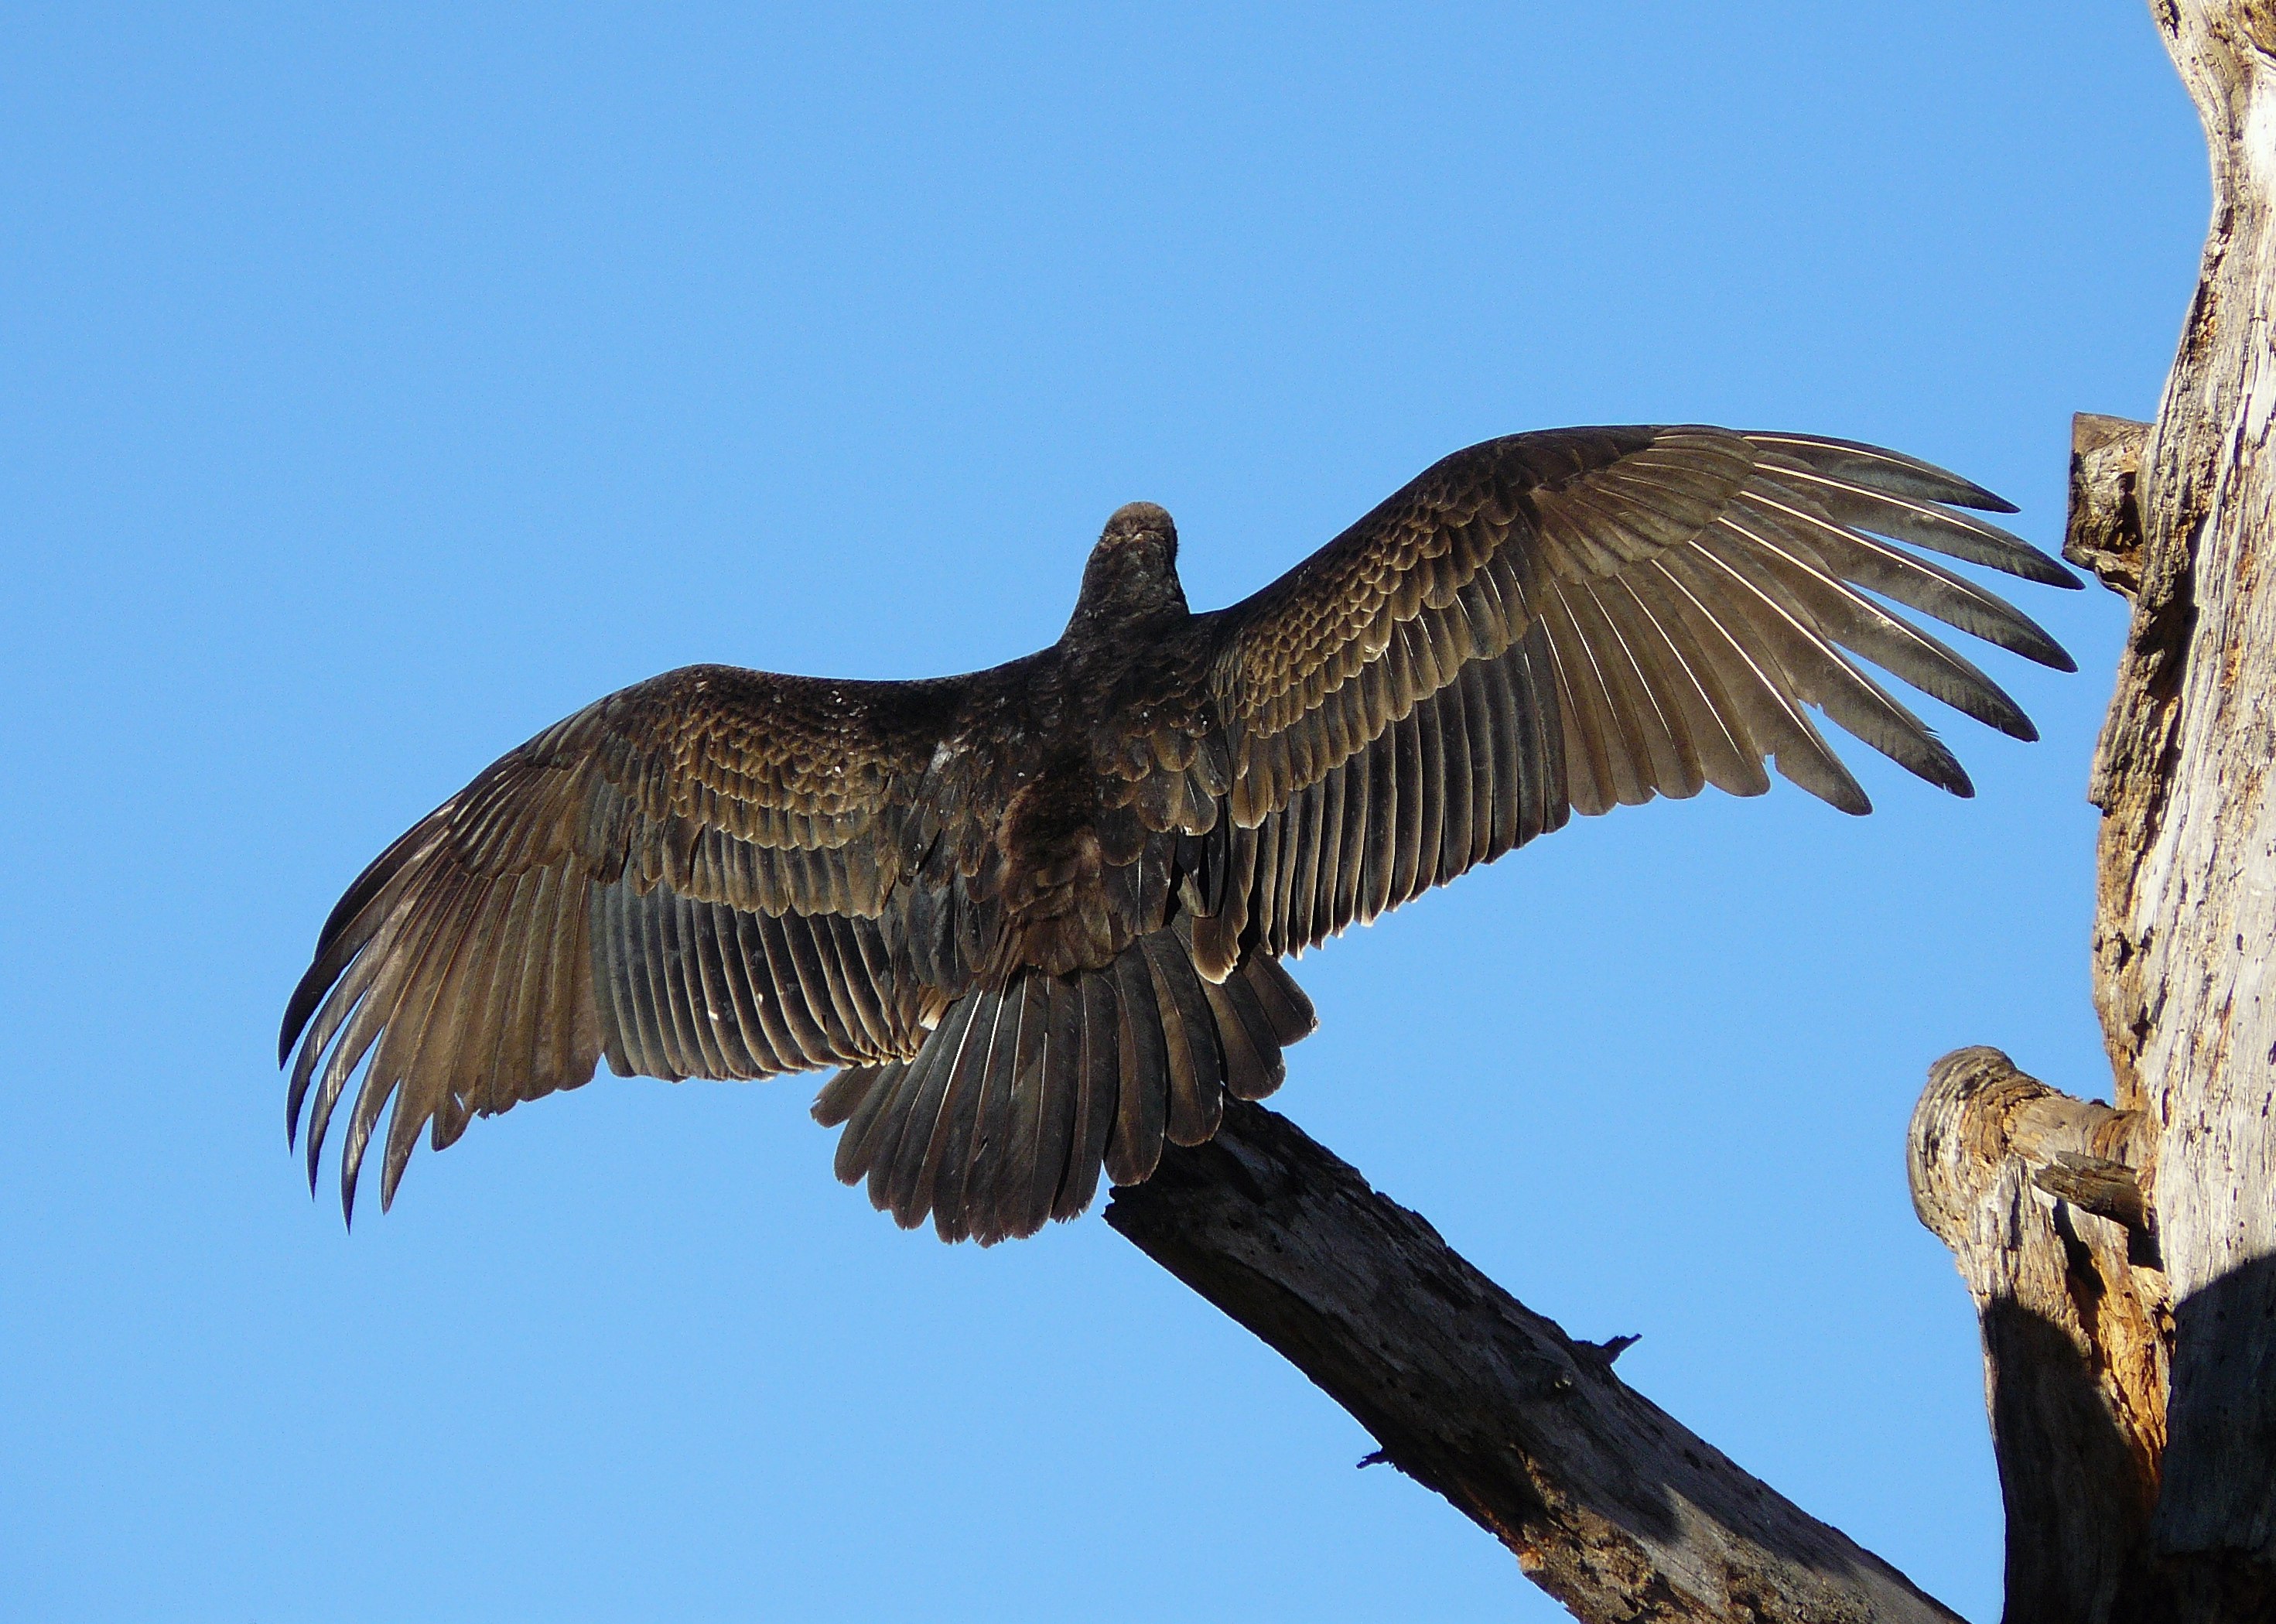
[[0, 5, 2204, 1620]]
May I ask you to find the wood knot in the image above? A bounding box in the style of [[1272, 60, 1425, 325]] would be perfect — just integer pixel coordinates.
[[2063, 412, 2150, 599]]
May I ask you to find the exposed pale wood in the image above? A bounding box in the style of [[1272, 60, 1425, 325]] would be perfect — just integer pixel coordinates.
[[1908, 1048, 2168, 1623], [1109, 1102, 1963, 1624], [2093, 0, 2276, 1585]]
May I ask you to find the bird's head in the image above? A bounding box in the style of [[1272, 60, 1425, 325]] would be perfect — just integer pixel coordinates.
[[1066, 501, 1188, 638], [1096, 501, 1177, 567]]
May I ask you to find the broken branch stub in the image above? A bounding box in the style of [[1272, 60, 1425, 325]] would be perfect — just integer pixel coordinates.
[[1909, 1046, 2168, 1623]]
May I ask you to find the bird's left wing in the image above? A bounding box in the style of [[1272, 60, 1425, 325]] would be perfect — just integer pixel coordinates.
[[280, 663, 968, 1217], [1198, 426, 2078, 962]]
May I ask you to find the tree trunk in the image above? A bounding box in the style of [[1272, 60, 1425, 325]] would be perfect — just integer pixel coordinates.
[[2098, 0, 2276, 1586]]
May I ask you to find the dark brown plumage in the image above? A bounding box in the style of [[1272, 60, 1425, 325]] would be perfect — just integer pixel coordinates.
[[281, 425, 2078, 1243]]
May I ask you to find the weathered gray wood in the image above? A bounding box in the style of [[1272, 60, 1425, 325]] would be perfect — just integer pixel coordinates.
[[1908, 1048, 2168, 1624], [2033, 1152, 2155, 1237], [1109, 1102, 1963, 1624], [2093, 0, 2276, 1588]]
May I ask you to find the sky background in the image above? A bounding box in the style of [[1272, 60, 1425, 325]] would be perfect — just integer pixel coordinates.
[[0, 5, 2209, 1620]]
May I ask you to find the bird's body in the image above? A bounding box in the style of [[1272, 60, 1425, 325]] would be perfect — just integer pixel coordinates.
[[282, 425, 2078, 1243]]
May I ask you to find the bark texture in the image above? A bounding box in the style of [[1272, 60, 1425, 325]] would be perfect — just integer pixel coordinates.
[[1109, 1103, 1962, 1624], [2097, 0, 2276, 1585]]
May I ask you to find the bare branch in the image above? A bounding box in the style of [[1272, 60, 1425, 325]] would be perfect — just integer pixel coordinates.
[[1108, 1102, 1962, 1624]]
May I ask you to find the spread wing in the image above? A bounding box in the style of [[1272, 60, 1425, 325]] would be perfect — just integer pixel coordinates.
[[279, 664, 970, 1218], [1202, 425, 2077, 959]]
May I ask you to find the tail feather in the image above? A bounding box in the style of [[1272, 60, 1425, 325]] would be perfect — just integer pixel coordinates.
[[1105, 947, 1167, 1188], [1241, 952, 1317, 1051], [1201, 973, 1275, 1102], [880, 990, 981, 1222], [1051, 974, 1121, 1223], [815, 937, 1317, 1244], [1143, 932, 1223, 1148], [1017, 976, 1085, 1236], [824, 1057, 901, 1179], [855, 1058, 924, 1212], [925, 982, 1019, 1240]]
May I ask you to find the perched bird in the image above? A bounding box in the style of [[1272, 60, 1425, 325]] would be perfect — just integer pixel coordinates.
[[281, 424, 2076, 1243]]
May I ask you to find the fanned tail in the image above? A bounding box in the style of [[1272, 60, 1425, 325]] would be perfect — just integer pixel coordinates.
[[813, 935, 1316, 1244]]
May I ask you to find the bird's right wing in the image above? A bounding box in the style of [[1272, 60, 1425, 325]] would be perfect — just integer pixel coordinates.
[[279, 663, 972, 1218], [1201, 425, 2077, 959]]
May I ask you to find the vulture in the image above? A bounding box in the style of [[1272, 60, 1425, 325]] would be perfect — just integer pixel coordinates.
[[281, 424, 2077, 1243]]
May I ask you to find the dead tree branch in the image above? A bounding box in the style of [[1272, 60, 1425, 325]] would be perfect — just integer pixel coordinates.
[[1108, 1103, 1961, 1624]]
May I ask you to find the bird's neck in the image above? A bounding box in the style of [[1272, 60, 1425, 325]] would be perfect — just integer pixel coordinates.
[[1061, 547, 1190, 648]]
